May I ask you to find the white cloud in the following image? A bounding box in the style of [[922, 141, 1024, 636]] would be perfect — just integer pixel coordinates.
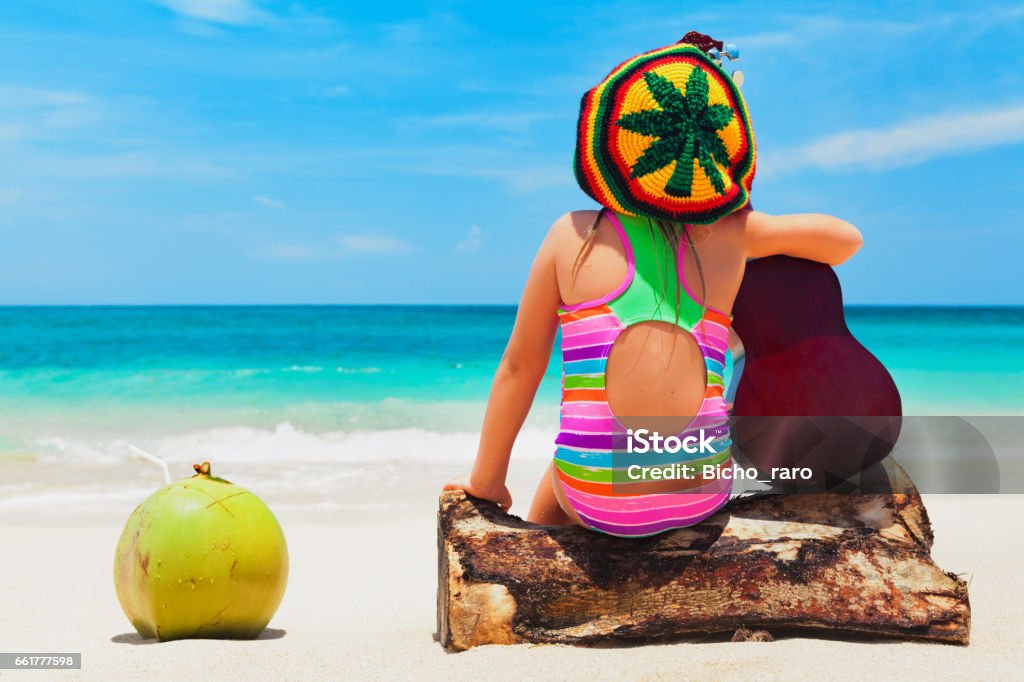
[[0, 86, 90, 108], [254, 194, 285, 209], [322, 85, 350, 98], [252, 243, 318, 261], [775, 104, 1024, 172], [380, 13, 463, 44], [0, 122, 25, 143], [18, 152, 237, 179], [368, 142, 573, 192], [407, 112, 553, 135], [418, 163, 572, 192], [455, 225, 482, 253], [609, 7, 1024, 58], [728, 31, 796, 49], [0, 85, 95, 144], [154, 0, 270, 27], [251, 233, 415, 261], [0, 84, 237, 180], [336, 234, 413, 254]]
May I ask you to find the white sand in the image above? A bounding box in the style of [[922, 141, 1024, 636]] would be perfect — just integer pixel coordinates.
[[1, 495, 1021, 681]]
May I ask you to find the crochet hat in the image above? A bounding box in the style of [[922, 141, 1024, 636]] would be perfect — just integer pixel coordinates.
[[574, 34, 756, 224]]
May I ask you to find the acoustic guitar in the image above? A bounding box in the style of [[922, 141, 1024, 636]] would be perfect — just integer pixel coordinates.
[[730, 256, 902, 488]]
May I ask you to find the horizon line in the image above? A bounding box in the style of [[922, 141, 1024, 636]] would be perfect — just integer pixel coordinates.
[[1, 302, 1022, 309]]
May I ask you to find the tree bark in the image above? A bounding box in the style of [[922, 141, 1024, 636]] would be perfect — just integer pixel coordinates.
[[437, 463, 969, 651]]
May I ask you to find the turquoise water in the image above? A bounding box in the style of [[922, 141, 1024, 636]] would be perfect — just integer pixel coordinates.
[[0, 306, 522, 413], [1, 305, 1021, 516], [1, 305, 1022, 426]]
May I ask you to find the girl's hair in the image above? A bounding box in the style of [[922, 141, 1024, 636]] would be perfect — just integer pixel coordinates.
[[571, 210, 708, 325]]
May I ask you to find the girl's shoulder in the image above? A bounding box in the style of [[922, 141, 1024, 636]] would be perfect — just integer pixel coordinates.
[[541, 210, 605, 253], [548, 210, 602, 237]]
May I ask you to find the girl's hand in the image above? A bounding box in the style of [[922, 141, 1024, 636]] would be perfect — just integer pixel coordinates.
[[443, 475, 513, 511]]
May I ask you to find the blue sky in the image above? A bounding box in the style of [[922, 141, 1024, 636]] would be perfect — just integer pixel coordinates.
[[0, 0, 1022, 305]]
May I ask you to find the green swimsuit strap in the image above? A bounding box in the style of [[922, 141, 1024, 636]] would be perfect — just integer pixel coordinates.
[[606, 212, 704, 329]]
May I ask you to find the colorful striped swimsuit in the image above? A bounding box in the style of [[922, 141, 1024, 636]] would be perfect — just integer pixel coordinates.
[[554, 211, 734, 537]]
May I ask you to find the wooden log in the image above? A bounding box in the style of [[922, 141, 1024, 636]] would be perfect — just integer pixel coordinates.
[[437, 463, 969, 650]]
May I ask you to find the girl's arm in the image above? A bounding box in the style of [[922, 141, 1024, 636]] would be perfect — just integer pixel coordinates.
[[443, 227, 562, 510], [741, 211, 864, 265]]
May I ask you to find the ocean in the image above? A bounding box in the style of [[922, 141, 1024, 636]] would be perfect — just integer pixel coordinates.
[[1, 305, 1022, 518]]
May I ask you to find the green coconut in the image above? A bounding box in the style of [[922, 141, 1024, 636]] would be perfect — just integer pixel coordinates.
[[114, 462, 289, 641]]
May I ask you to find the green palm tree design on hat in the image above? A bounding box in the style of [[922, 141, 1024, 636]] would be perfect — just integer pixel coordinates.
[[616, 67, 734, 198]]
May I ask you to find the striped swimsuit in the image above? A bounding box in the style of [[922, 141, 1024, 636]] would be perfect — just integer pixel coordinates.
[[554, 211, 734, 537]]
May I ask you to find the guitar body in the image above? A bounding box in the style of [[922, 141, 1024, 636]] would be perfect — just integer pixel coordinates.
[[731, 256, 902, 485]]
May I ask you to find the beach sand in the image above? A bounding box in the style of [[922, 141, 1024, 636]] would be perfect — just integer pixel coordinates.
[[1, 494, 1021, 681]]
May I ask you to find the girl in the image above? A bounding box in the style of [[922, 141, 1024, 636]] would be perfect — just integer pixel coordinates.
[[444, 33, 862, 536]]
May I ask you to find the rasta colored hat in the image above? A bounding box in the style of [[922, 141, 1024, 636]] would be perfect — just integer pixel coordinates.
[[574, 33, 756, 224]]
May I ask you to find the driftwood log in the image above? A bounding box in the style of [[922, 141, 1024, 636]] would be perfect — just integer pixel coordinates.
[[437, 464, 969, 650]]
